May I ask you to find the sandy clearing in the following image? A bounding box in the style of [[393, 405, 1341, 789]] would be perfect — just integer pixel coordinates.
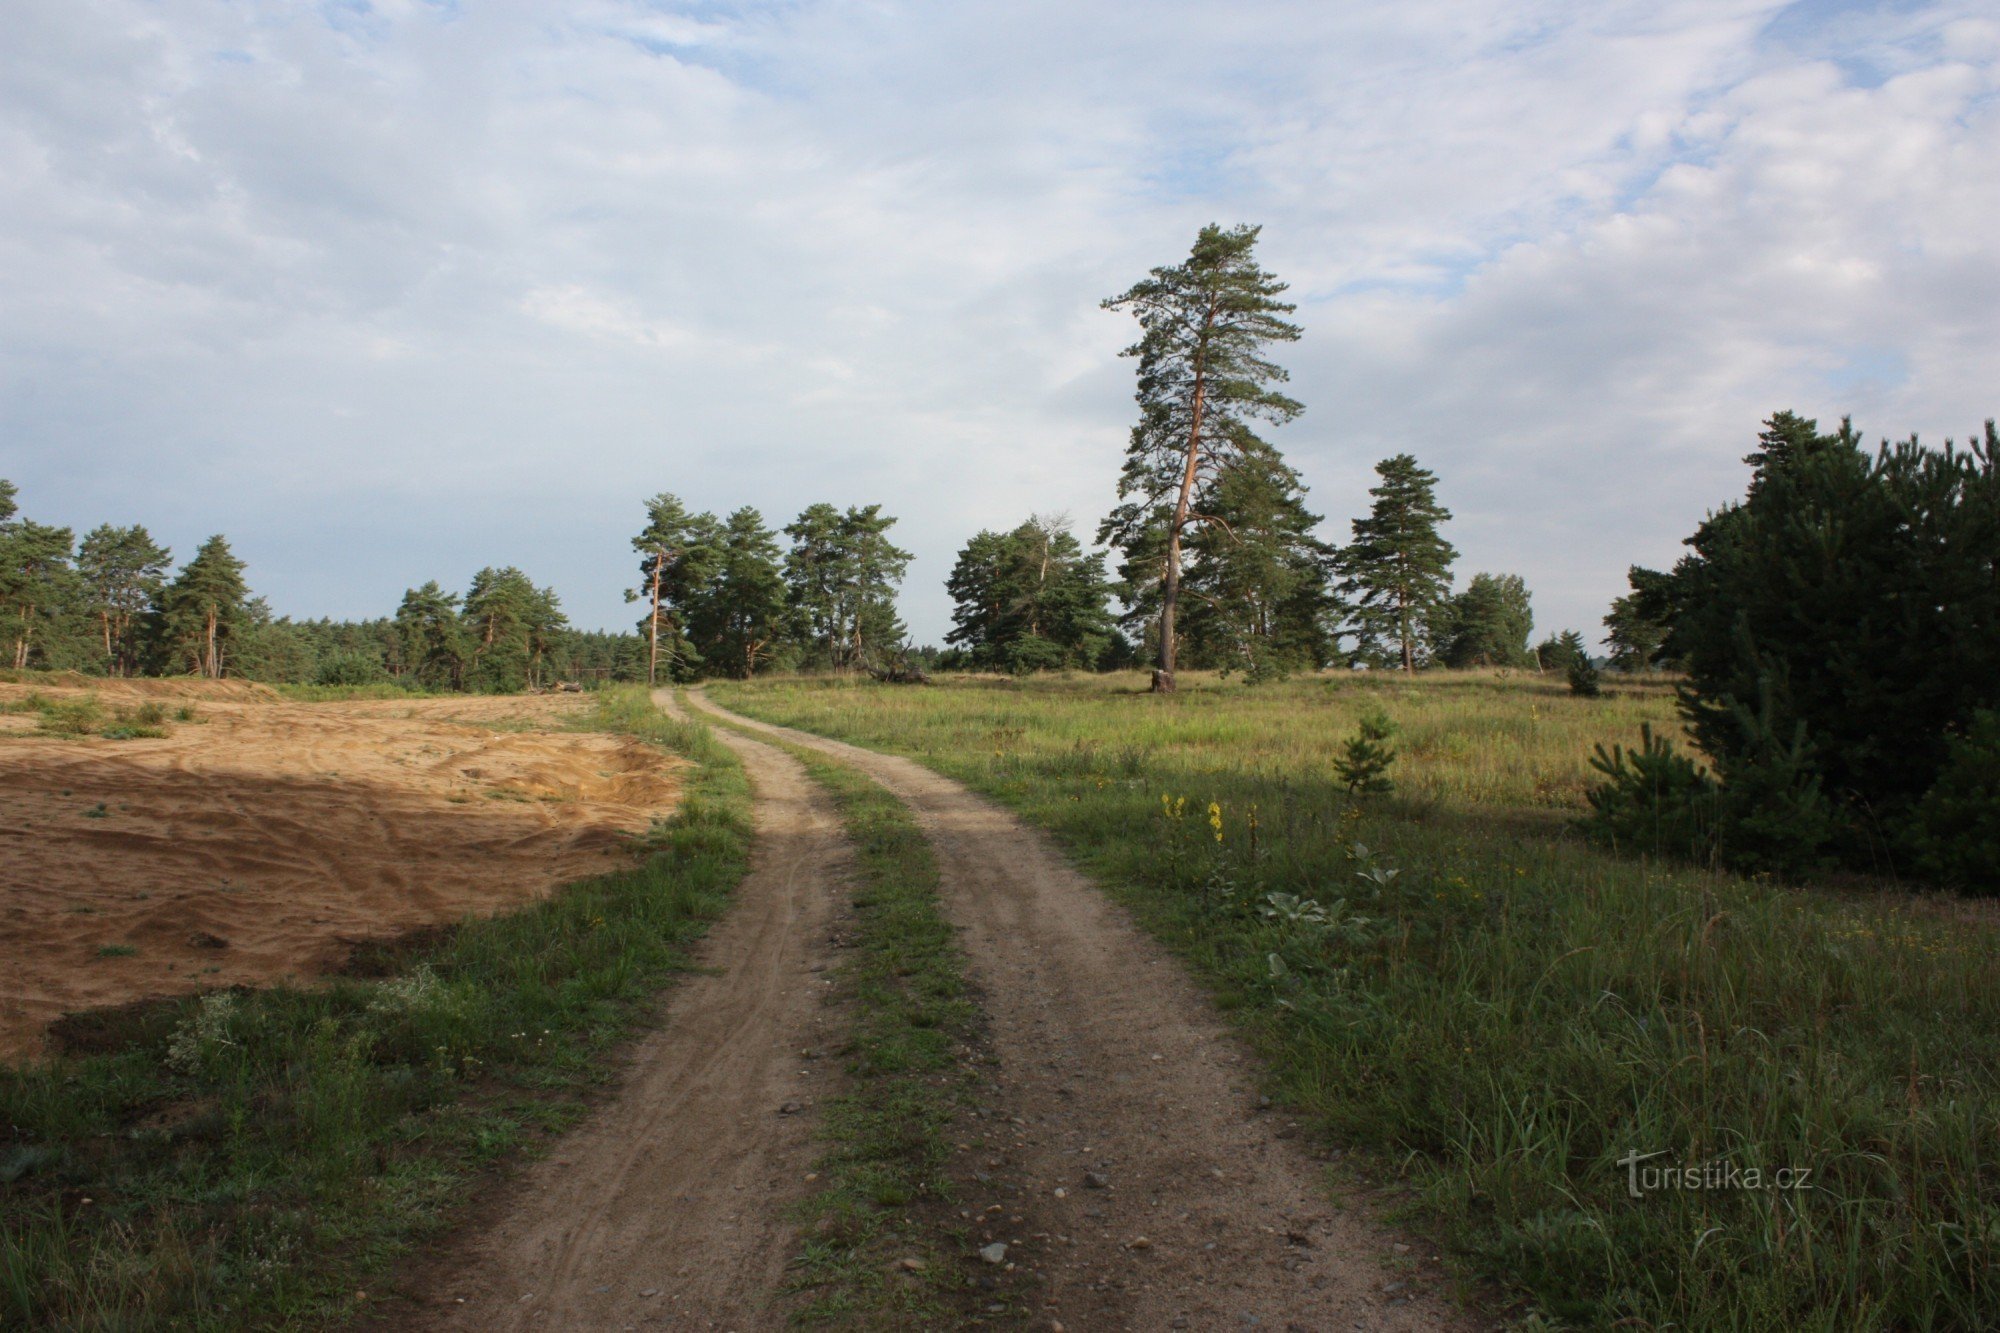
[[376, 691, 850, 1332], [690, 690, 1474, 1333], [0, 685, 678, 1058]]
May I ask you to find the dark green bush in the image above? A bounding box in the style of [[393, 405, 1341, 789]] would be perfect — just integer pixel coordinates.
[[1585, 723, 1719, 861], [1614, 412, 1999, 882], [1913, 710, 2000, 892]]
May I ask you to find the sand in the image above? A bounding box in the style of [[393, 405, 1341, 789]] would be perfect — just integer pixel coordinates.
[[0, 682, 680, 1059]]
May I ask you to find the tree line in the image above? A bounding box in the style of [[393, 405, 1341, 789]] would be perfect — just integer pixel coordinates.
[[0, 482, 637, 690]]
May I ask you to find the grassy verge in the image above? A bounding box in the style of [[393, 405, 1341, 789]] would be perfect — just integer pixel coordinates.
[[0, 686, 750, 1330], [270, 682, 436, 703], [0, 691, 194, 738], [694, 699, 981, 1328], [712, 672, 2000, 1332]]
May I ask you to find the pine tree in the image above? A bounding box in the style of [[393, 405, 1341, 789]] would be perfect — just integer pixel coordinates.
[[464, 566, 546, 692], [629, 493, 725, 685], [783, 504, 911, 670], [1177, 446, 1334, 680], [394, 581, 468, 690], [153, 535, 248, 678], [946, 516, 1113, 672], [1099, 224, 1303, 692], [1437, 572, 1533, 669], [688, 507, 788, 679], [1603, 572, 1671, 671], [75, 525, 171, 676], [0, 489, 77, 672], [1337, 455, 1457, 672]]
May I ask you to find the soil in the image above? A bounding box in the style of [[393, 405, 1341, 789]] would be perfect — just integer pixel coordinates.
[[689, 690, 1474, 1332], [371, 693, 851, 1332], [0, 682, 679, 1058]]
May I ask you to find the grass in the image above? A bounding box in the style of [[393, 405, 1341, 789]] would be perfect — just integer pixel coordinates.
[[0, 686, 751, 1330], [712, 669, 2000, 1332], [0, 692, 178, 739], [694, 699, 984, 1327], [271, 682, 432, 702]]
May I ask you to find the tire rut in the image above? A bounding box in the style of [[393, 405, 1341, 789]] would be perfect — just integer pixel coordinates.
[[383, 696, 851, 1332], [689, 690, 1472, 1333]]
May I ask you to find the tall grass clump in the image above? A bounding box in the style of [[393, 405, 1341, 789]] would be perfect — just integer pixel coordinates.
[[0, 685, 749, 1330], [714, 670, 2000, 1330]]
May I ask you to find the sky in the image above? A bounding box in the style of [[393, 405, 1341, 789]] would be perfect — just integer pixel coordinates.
[[4, 0, 1997, 648]]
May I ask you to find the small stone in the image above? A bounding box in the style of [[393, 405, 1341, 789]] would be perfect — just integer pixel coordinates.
[[639, 1289, 659, 1297], [897, 1257, 926, 1272], [1382, 1281, 1409, 1296], [1053, 1187, 1067, 1198], [1083, 1171, 1109, 1189], [1391, 1242, 1411, 1255], [1285, 1230, 1313, 1247], [980, 1243, 1008, 1265], [1128, 1236, 1152, 1250], [778, 1102, 801, 1116]]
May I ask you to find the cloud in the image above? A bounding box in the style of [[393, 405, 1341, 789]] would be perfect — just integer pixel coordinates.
[[1, 0, 1994, 650]]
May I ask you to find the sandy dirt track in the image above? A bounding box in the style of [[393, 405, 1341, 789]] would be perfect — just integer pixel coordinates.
[[0, 683, 678, 1058], [691, 690, 1469, 1333], [379, 692, 849, 1332]]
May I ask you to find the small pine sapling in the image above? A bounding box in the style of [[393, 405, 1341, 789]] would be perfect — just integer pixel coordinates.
[[1334, 710, 1397, 795], [1565, 633, 1601, 697]]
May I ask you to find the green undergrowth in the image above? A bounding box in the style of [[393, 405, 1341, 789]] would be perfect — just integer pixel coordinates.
[[694, 699, 981, 1328], [712, 673, 2000, 1332], [0, 686, 750, 1330], [0, 691, 190, 738]]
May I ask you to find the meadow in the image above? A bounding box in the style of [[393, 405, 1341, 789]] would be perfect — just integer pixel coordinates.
[[0, 688, 750, 1329], [712, 669, 2000, 1331]]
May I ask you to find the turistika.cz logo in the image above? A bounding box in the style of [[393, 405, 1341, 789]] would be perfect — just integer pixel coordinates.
[[1617, 1150, 1816, 1198]]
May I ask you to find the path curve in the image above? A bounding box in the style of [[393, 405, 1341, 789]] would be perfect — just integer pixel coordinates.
[[691, 689, 1469, 1333], [387, 692, 849, 1332]]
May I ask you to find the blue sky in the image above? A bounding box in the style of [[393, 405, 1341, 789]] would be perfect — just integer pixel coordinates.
[[4, 0, 1996, 646]]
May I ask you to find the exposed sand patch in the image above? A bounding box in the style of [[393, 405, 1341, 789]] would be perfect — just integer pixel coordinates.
[[0, 684, 681, 1059]]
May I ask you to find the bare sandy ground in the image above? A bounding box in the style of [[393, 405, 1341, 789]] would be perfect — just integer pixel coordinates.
[[372, 692, 849, 1332], [690, 690, 1472, 1333], [0, 682, 679, 1058]]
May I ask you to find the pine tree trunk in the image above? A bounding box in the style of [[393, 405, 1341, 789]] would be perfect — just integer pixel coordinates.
[[647, 555, 662, 687], [1157, 338, 1212, 695]]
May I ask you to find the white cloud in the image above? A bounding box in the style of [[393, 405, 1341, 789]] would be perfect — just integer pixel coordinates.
[[2, 0, 1994, 649]]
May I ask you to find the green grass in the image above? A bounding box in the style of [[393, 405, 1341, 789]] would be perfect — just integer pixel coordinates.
[[695, 699, 983, 1327], [271, 681, 433, 702], [0, 692, 173, 739], [712, 670, 2000, 1332], [0, 686, 751, 1330]]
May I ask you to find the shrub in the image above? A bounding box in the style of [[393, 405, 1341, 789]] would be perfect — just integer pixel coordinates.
[[1617, 412, 1999, 883], [1566, 654, 1601, 698], [1585, 723, 1719, 862], [1912, 710, 2000, 891], [1333, 710, 1397, 795], [315, 652, 390, 687]]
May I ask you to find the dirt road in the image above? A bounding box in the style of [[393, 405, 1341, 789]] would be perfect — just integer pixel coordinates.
[[690, 690, 1467, 1332], [388, 696, 851, 1332]]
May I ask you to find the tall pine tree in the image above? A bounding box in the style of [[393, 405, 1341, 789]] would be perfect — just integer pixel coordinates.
[[0, 486, 77, 672], [153, 535, 250, 678], [946, 515, 1113, 672], [76, 524, 171, 676], [1099, 224, 1302, 692], [1176, 446, 1335, 680], [1337, 455, 1456, 672]]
